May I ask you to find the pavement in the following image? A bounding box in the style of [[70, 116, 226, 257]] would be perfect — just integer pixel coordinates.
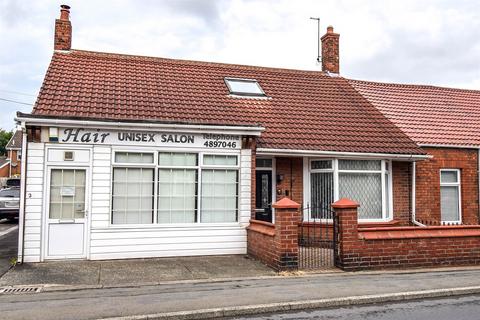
[[231, 294, 480, 320], [3, 267, 480, 319], [0, 219, 18, 276], [0, 254, 276, 287]]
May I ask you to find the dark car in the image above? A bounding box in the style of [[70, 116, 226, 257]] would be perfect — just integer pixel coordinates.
[[6, 178, 20, 188], [0, 188, 20, 220]]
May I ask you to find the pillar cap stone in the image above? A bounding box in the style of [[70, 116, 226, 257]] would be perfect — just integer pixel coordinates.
[[331, 198, 359, 209], [272, 197, 300, 209]]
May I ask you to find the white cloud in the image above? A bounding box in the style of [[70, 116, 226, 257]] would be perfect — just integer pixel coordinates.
[[0, 0, 479, 129]]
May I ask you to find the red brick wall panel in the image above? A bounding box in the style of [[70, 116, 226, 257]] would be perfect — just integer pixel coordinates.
[[415, 148, 479, 225], [247, 201, 301, 271], [392, 161, 411, 225], [335, 203, 480, 271], [274, 157, 303, 205]]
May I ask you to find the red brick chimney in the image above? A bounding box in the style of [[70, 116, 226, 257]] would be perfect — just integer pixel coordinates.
[[321, 26, 340, 74], [54, 5, 72, 51]]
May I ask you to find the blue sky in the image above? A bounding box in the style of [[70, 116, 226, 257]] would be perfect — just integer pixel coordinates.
[[0, 0, 479, 131]]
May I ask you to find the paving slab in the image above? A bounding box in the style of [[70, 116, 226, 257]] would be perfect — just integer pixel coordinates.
[[0, 260, 101, 286], [0, 220, 18, 277], [0, 255, 276, 287]]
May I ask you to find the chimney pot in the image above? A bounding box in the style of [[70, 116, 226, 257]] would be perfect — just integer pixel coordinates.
[[321, 25, 340, 74], [60, 4, 70, 20], [54, 4, 72, 51]]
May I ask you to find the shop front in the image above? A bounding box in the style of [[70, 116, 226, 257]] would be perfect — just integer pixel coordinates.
[[18, 122, 263, 262]]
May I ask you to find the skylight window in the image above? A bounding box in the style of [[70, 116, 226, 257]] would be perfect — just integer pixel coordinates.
[[224, 78, 266, 97]]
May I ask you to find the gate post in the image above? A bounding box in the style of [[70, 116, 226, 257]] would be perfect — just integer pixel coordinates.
[[332, 198, 360, 270], [272, 197, 301, 271]]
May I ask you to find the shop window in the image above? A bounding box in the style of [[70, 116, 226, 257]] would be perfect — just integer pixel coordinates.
[[112, 167, 154, 224], [111, 151, 239, 225], [201, 169, 238, 223], [111, 152, 155, 224], [115, 152, 154, 164], [440, 169, 461, 223], [158, 153, 198, 223]]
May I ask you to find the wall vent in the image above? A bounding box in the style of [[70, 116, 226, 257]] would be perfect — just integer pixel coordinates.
[[64, 151, 74, 161]]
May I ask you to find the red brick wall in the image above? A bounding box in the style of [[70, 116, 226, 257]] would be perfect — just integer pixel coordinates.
[[415, 148, 479, 225], [335, 203, 480, 270], [392, 161, 411, 225], [247, 201, 301, 270], [0, 163, 9, 178], [8, 150, 21, 176], [275, 157, 303, 205], [247, 221, 276, 268]]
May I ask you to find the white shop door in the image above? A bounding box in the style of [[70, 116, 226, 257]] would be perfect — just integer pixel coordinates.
[[46, 168, 88, 259]]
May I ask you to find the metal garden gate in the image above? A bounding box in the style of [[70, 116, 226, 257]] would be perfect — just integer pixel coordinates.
[[298, 206, 338, 269]]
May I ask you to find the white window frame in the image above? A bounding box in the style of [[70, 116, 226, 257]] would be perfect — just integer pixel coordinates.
[[111, 150, 157, 225], [440, 169, 462, 224], [199, 153, 240, 223], [110, 149, 240, 226], [304, 158, 393, 222]]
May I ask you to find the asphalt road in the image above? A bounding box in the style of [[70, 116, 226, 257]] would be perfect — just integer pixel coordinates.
[[3, 268, 480, 320], [0, 219, 18, 276], [232, 295, 480, 320]]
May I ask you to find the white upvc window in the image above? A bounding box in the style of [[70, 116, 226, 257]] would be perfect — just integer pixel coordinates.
[[158, 152, 198, 223], [200, 154, 239, 223], [307, 159, 392, 221], [111, 152, 156, 224], [111, 151, 239, 225], [440, 169, 462, 223]]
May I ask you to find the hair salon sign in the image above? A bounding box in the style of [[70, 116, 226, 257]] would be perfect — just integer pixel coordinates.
[[58, 128, 241, 149]]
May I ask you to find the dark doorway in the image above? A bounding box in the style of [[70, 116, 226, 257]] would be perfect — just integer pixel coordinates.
[[255, 170, 272, 222]]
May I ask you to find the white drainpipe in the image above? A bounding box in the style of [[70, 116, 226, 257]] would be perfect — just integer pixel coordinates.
[[411, 161, 425, 227], [17, 122, 27, 263]]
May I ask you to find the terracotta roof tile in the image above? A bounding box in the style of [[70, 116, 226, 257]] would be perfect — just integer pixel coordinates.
[[349, 79, 480, 147], [31, 50, 424, 155]]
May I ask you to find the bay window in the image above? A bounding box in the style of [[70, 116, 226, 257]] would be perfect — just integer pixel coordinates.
[[111, 151, 239, 225], [308, 159, 391, 221]]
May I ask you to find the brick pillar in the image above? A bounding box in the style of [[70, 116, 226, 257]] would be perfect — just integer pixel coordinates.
[[272, 197, 301, 271], [332, 198, 360, 270]]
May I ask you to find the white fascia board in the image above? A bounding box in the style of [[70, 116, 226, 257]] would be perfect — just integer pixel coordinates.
[[15, 116, 264, 136], [256, 148, 431, 160]]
